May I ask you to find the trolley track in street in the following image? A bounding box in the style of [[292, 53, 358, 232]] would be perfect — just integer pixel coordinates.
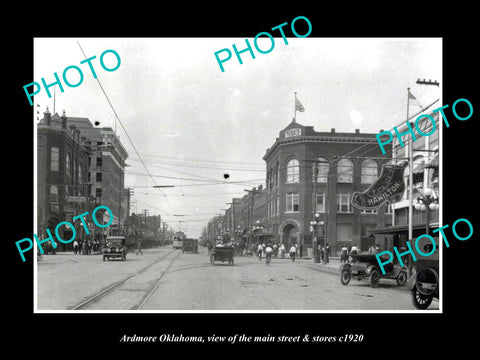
[[71, 249, 180, 310]]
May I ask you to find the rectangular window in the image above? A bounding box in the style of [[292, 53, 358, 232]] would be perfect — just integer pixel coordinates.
[[286, 193, 299, 212], [276, 195, 280, 215], [337, 193, 352, 213], [316, 193, 326, 213], [96, 172, 102, 182], [385, 203, 393, 214], [96, 188, 102, 198], [50, 147, 59, 172], [96, 157, 102, 167]]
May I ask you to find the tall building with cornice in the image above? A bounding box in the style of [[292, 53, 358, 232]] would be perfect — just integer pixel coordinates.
[[262, 119, 393, 257]]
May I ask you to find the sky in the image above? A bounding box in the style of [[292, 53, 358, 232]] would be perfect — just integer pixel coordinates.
[[33, 37, 442, 237]]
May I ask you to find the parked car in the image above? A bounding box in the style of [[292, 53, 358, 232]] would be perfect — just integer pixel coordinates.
[[340, 253, 407, 288], [103, 236, 127, 261]]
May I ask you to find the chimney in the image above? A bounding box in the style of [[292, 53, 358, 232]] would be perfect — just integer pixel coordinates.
[[355, 129, 360, 134], [61, 110, 67, 129], [44, 107, 51, 125], [331, 128, 335, 133]]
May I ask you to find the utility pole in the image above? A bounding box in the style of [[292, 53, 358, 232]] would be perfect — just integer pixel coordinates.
[[304, 158, 329, 263], [244, 188, 259, 252], [142, 209, 149, 238], [416, 78, 439, 87]]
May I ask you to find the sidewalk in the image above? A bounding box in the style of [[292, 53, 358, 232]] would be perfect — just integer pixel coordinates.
[[299, 256, 341, 275]]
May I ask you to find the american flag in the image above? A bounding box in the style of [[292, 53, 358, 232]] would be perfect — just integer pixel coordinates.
[[295, 97, 305, 112]]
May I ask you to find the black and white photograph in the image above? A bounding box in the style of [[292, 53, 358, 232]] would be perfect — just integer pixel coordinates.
[[7, 6, 479, 355], [32, 37, 442, 312]]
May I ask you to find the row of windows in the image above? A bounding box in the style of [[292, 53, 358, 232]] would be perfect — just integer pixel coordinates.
[[50, 147, 86, 182], [265, 192, 392, 217], [49, 185, 102, 204], [267, 158, 379, 189]]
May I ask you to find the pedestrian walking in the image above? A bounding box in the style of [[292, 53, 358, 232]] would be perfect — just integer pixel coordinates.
[[279, 243, 285, 259], [136, 239, 143, 255], [257, 243, 263, 260], [73, 240, 79, 254], [299, 243, 303, 259], [324, 243, 330, 264], [289, 244, 296, 262], [273, 243, 278, 258], [340, 244, 349, 263], [265, 244, 273, 266]]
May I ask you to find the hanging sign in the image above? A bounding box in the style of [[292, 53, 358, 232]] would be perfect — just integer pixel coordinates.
[[351, 163, 406, 210]]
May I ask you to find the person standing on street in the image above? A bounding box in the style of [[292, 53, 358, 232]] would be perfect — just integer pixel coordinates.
[[341, 244, 349, 263], [73, 240, 79, 254], [289, 244, 296, 262], [299, 242, 304, 259], [136, 239, 143, 255], [257, 243, 263, 260], [324, 243, 330, 264], [265, 244, 273, 266]]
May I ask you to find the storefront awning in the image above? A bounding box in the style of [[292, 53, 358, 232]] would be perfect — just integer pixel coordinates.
[[368, 223, 438, 235]]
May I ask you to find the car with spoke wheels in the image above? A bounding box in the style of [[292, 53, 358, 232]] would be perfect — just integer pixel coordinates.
[[406, 236, 439, 309], [340, 254, 407, 288]]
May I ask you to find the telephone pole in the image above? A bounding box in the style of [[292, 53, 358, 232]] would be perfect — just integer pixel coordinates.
[[416, 78, 439, 87]]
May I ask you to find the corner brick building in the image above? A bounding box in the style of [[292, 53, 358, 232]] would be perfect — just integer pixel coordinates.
[[262, 119, 393, 256]]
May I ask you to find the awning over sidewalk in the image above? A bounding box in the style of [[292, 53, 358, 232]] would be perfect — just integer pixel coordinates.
[[368, 223, 438, 235]]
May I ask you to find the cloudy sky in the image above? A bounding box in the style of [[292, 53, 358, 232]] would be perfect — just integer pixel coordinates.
[[33, 37, 442, 237]]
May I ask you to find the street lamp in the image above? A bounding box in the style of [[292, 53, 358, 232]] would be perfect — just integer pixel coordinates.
[[310, 213, 321, 263], [414, 188, 439, 236]]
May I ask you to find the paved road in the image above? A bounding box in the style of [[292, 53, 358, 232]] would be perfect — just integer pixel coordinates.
[[36, 246, 439, 311]]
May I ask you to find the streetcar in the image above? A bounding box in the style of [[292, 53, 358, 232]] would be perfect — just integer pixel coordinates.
[[173, 231, 186, 249]]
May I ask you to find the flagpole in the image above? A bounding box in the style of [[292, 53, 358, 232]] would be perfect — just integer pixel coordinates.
[[407, 87, 414, 277], [294, 92, 297, 122]]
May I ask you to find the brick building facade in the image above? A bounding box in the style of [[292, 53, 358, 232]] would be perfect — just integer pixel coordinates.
[[262, 119, 393, 256]]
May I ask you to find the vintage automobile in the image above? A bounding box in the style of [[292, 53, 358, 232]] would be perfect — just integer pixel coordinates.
[[210, 240, 234, 265], [407, 236, 439, 309], [103, 236, 127, 261], [182, 238, 198, 254], [340, 253, 407, 288]]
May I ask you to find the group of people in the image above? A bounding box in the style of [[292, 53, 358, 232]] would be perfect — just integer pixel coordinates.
[[72, 239, 101, 255], [255, 243, 303, 263]]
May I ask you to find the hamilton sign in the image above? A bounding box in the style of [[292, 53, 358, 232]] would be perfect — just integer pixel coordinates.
[[351, 163, 406, 210]]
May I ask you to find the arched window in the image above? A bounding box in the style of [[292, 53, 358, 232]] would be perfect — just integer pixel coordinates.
[[314, 157, 329, 183], [51, 147, 59, 172], [337, 158, 353, 183], [361, 160, 378, 184], [286, 159, 300, 183]]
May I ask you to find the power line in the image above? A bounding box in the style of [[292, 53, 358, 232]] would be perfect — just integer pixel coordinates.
[[76, 40, 170, 210]]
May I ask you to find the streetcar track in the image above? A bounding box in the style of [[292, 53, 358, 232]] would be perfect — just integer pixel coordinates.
[[70, 249, 179, 310], [132, 251, 181, 310]]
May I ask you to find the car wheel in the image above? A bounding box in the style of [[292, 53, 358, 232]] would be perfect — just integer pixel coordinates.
[[369, 269, 380, 288], [411, 287, 433, 309], [396, 270, 407, 286], [340, 269, 351, 285]]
